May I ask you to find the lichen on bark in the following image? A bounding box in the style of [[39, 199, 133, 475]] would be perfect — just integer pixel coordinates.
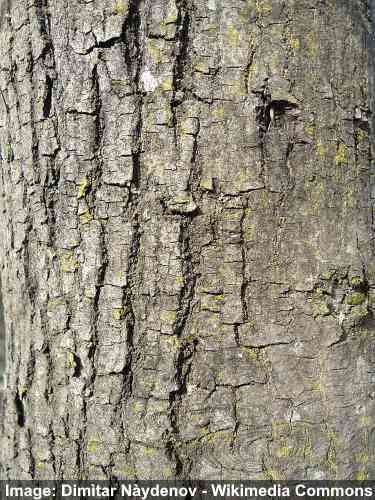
[[0, 0, 375, 481]]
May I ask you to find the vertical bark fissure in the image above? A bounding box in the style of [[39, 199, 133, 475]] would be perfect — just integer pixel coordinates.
[[85, 60, 105, 399], [36, 2, 61, 478], [118, 0, 145, 433], [239, 201, 249, 324], [13, 5, 42, 476], [170, 0, 191, 146], [162, 1, 202, 478]]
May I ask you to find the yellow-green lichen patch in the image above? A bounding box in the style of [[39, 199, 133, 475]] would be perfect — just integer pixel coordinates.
[[112, 307, 127, 321], [263, 468, 285, 480], [206, 24, 217, 33], [162, 467, 174, 479], [356, 471, 368, 481], [47, 297, 66, 312], [323, 427, 343, 447], [185, 331, 198, 344], [355, 129, 367, 143], [367, 263, 375, 282], [357, 327, 371, 340], [244, 223, 255, 241], [116, 271, 126, 281], [60, 252, 80, 273], [359, 415, 371, 427], [202, 430, 233, 446], [164, 13, 178, 26], [288, 33, 300, 50], [87, 439, 99, 453], [160, 79, 173, 92], [164, 16, 177, 27], [111, 79, 126, 86], [201, 293, 225, 313], [311, 288, 330, 317], [316, 140, 327, 159], [142, 447, 156, 457], [242, 347, 260, 362], [242, 347, 270, 371], [355, 452, 369, 465], [68, 239, 80, 248], [239, 5, 252, 23], [175, 275, 184, 286], [19, 386, 28, 398], [306, 178, 326, 216], [67, 352, 77, 370], [211, 106, 225, 120], [194, 61, 210, 74], [164, 3, 178, 25], [247, 61, 259, 89], [200, 177, 214, 191], [131, 401, 144, 413], [168, 196, 197, 214], [334, 143, 348, 166], [346, 292, 366, 306], [350, 305, 369, 321], [350, 276, 364, 287], [241, 319, 257, 335], [321, 270, 336, 280], [215, 370, 226, 383], [305, 124, 315, 138], [243, 208, 255, 241], [226, 25, 240, 48], [163, 335, 181, 352], [113, 0, 128, 15], [78, 178, 91, 199], [343, 186, 356, 209], [307, 31, 318, 59], [177, 117, 199, 135], [228, 80, 247, 98], [272, 421, 291, 440], [275, 445, 292, 458], [312, 300, 330, 317], [326, 445, 337, 474], [79, 210, 93, 224], [232, 166, 254, 192], [160, 310, 177, 324], [146, 40, 162, 64], [255, 1, 272, 16], [311, 380, 323, 393], [4, 143, 14, 162], [291, 428, 314, 459], [158, 22, 168, 35]]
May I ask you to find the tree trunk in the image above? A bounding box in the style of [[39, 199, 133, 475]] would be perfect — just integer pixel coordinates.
[[0, 0, 375, 481]]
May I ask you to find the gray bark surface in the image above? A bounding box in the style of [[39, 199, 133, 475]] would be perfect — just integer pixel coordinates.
[[0, 0, 375, 480], [0, 284, 5, 384]]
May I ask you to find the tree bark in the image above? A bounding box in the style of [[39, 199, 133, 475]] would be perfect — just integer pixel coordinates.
[[0, 0, 375, 480]]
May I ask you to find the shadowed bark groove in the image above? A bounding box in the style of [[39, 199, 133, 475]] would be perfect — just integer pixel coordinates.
[[1, 0, 375, 481]]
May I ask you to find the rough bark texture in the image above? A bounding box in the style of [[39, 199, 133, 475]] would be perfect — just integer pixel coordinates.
[[0, 286, 5, 384], [0, 0, 375, 481]]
